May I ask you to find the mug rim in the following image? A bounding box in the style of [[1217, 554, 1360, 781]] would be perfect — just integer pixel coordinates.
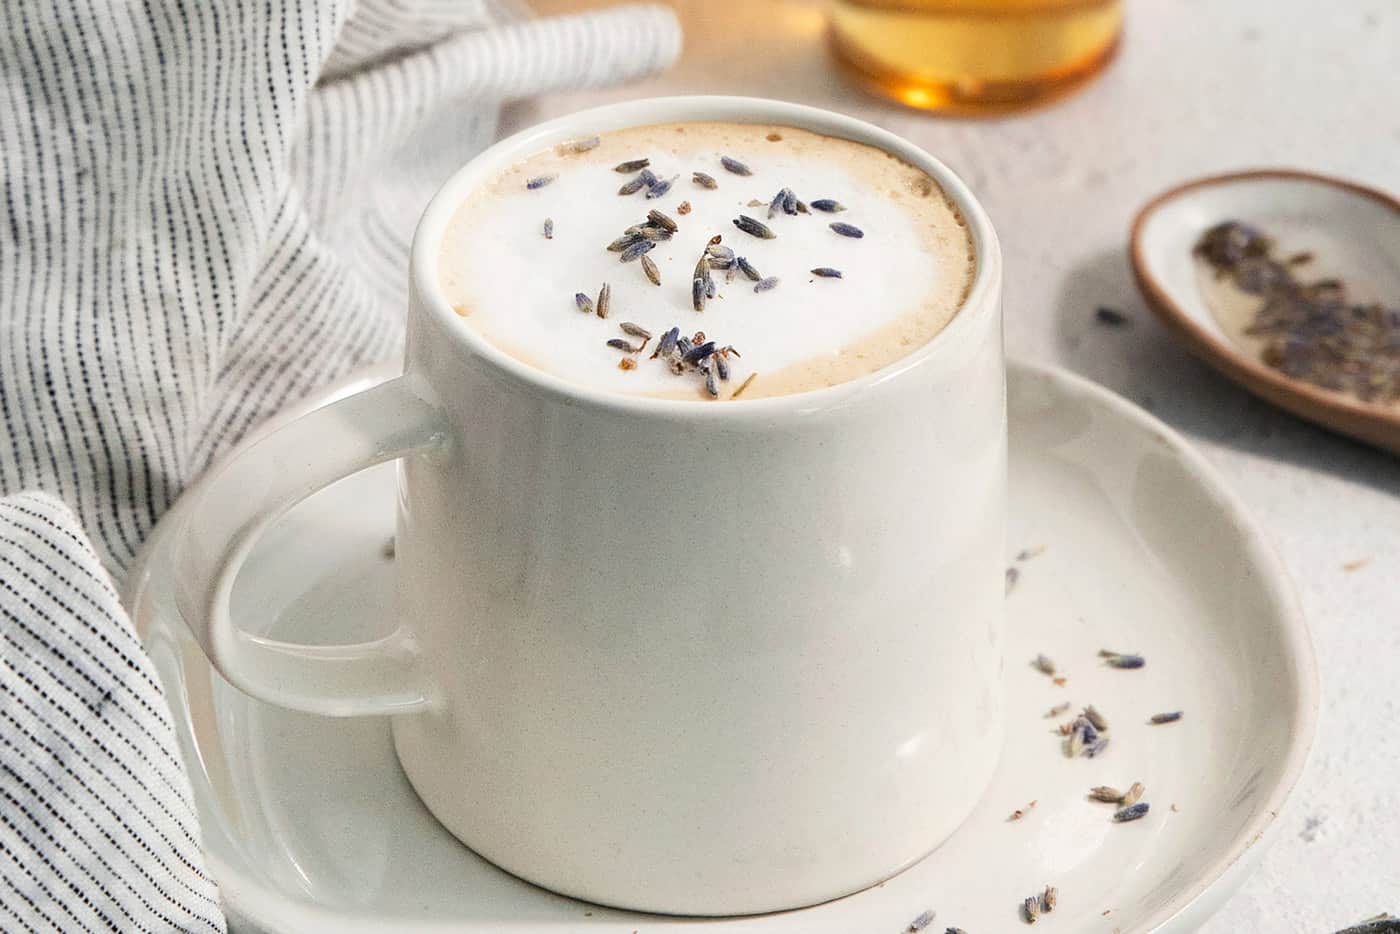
[[410, 95, 1002, 417]]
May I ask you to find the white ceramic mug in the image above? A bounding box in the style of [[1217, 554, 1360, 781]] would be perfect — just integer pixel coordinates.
[[175, 96, 1006, 916]]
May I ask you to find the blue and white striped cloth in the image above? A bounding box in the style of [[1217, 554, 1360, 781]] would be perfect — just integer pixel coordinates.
[[0, 2, 681, 929]]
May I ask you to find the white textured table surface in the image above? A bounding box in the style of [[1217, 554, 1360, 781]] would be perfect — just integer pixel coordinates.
[[510, 1, 1400, 929]]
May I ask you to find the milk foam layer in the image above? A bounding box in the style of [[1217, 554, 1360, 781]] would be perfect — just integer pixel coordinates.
[[438, 122, 974, 400]]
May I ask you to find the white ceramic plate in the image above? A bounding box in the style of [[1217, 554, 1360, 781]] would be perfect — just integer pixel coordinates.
[[126, 361, 1317, 934]]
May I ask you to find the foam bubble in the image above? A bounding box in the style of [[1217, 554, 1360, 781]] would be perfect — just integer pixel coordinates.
[[438, 122, 972, 400]]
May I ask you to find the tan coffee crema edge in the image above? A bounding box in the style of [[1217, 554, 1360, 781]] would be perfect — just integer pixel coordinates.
[[439, 121, 975, 400]]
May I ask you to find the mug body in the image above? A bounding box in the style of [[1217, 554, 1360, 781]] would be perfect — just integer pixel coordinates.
[[392, 96, 1005, 915]]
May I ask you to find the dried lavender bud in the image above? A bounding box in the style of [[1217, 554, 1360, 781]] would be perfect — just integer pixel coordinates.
[[653, 326, 680, 359], [1150, 711, 1183, 724], [715, 352, 731, 381], [1104, 653, 1146, 669], [830, 221, 864, 238], [526, 175, 555, 190], [606, 338, 639, 352], [1122, 781, 1145, 806], [1024, 896, 1041, 923], [754, 276, 779, 293], [620, 239, 655, 262], [620, 322, 652, 340], [677, 336, 694, 356], [736, 256, 761, 281], [543, 218, 553, 239], [1089, 786, 1124, 803], [637, 225, 672, 241], [734, 215, 775, 239], [811, 267, 843, 278], [641, 254, 661, 286], [647, 209, 678, 233], [795, 198, 809, 214], [1067, 717, 1100, 758], [1113, 802, 1150, 822], [692, 171, 718, 189], [595, 282, 610, 319], [609, 234, 643, 252], [767, 188, 787, 219], [614, 158, 650, 173], [720, 155, 752, 176], [683, 341, 717, 363], [705, 246, 734, 271], [646, 176, 675, 199], [705, 363, 719, 397], [567, 135, 600, 153], [574, 292, 593, 315], [1032, 654, 1055, 675], [1083, 705, 1109, 732], [691, 277, 706, 313], [810, 199, 845, 212], [908, 909, 936, 932], [782, 188, 798, 215], [705, 277, 717, 299], [1066, 722, 1086, 758], [639, 168, 657, 186], [618, 175, 647, 196], [1095, 306, 1130, 326], [1042, 886, 1057, 912], [1195, 220, 1270, 267]]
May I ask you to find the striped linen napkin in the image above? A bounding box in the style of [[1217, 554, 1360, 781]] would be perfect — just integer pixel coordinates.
[[0, 1, 681, 930]]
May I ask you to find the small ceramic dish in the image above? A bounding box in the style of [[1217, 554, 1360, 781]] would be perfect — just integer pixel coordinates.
[[126, 361, 1318, 933], [1131, 169, 1400, 453]]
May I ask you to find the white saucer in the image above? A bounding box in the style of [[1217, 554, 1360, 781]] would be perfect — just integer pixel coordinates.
[[126, 361, 1317, 934]]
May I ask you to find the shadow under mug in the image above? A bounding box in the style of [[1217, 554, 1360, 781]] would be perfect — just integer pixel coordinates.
[[174, 96, 1007, 916]]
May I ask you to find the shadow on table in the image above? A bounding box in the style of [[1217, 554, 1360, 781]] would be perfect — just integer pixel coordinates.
[[1049, 247, 1400, 495]]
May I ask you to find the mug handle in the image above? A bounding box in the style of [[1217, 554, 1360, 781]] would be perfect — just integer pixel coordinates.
[[173, 376, 448, 717]]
